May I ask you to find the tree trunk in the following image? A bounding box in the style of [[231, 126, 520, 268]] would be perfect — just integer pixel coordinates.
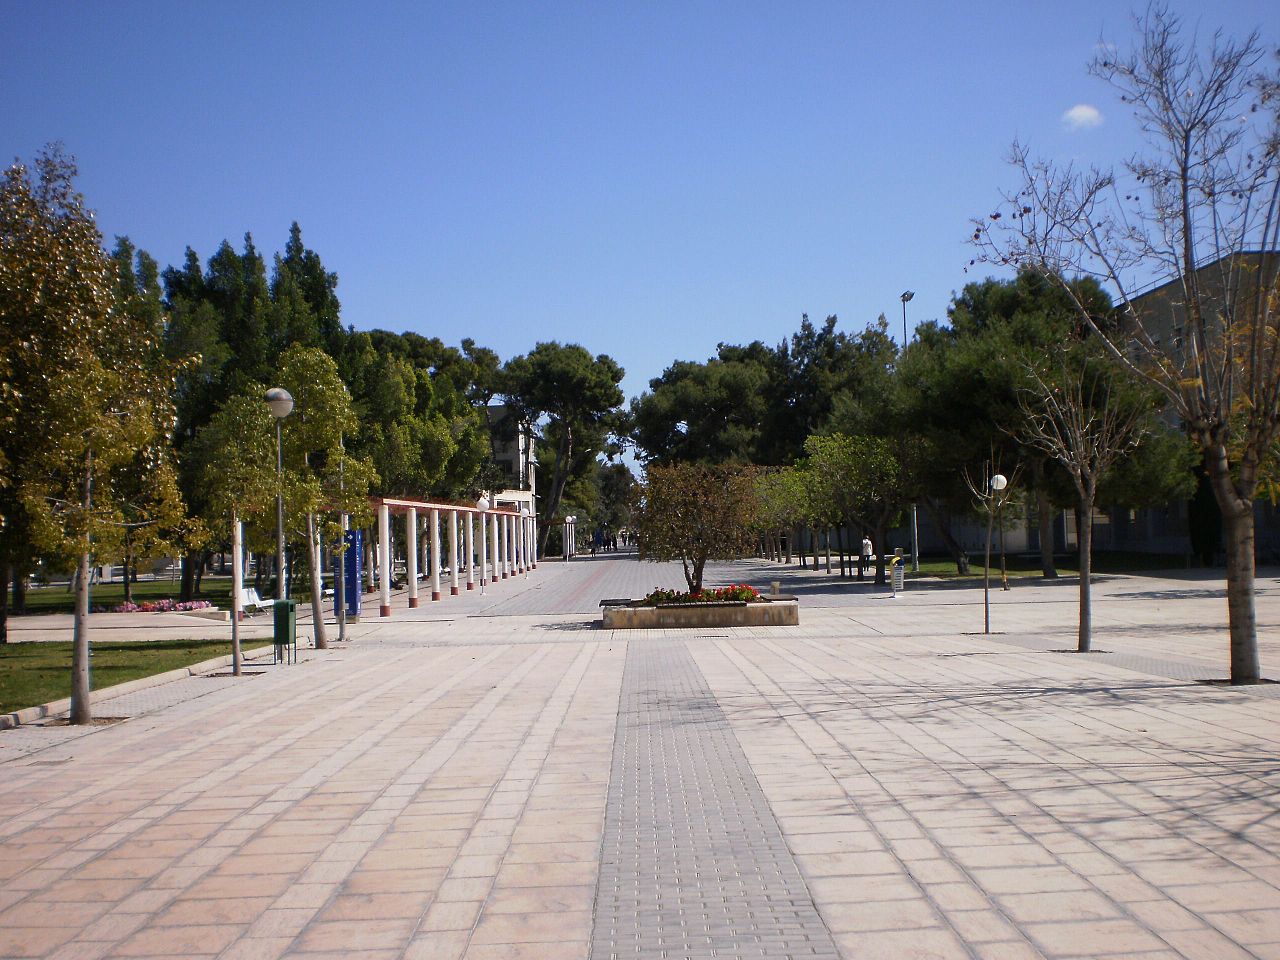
[[122, 552, 133, 605], [1203, 449, 1260, 683], [921, 498, 969, 575], [1077, 494, 1093, 653], [824, 530, 831, 574], [71, 551, 92, 725], [180, 552, 197, 601], [0, 563, 9, 644], [1221, 505, 1259, 683], [12, 568, 26, 613], [1029, 465, 1059, 578], [873, 523, 888, 585], [538, 425, 572, 556], [306, 513, 328, 650]]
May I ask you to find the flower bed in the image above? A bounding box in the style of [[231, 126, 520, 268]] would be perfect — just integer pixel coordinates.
[[111, 600, 213, 614], [640, 584, 762, 606], [603, 585, 796, 629]]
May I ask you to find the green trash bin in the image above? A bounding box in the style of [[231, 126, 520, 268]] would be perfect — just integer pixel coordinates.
[[273, 599, 297, 663]]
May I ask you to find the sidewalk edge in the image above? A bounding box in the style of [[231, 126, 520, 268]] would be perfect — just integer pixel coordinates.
[[0, 644, 277, 730]]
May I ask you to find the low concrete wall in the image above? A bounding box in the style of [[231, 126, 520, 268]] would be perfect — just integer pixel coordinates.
[[602, 600, 798, 629]]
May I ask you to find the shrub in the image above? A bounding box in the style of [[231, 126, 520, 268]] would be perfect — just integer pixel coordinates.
[[639, 584, 761, 606]]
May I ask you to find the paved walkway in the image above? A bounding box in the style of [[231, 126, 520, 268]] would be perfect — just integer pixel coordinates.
[[2, 555, 1279, 959]]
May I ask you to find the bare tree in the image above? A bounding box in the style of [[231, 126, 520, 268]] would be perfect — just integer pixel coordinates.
[[975, 5, 1280, 682], [1015, 348, 1151, 652]]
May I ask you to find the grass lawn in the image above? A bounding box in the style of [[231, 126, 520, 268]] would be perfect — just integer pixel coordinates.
[[20, 578, 237, 615], [0, 639, 236, 716], [909, 551, 1190, 581]]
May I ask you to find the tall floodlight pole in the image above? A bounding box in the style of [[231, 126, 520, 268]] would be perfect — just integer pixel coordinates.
[[900, 291, 919, 573], [266, 388, 295, 600]]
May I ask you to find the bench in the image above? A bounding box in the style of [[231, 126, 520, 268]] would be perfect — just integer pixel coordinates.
[[237, 587, 270, 615]]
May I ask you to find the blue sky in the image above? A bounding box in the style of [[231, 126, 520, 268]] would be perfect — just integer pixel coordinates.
[[3, 1, 1273, 404]]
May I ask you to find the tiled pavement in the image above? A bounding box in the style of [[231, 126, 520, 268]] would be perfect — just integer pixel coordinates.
[[591, 640, 839, 959], [1, 555, 1279, 958]]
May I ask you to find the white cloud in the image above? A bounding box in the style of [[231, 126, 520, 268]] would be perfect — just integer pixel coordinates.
[[1062, 104, 1103, 130]]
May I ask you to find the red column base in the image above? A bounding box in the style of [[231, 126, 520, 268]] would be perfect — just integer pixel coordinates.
[[467, 582, 475, 590], [502, 572, 508, 579], [379, 605, 391, 617], [431, 591, 442, 601], [408, 597, 419, 608], [450, 586, 460, 596]]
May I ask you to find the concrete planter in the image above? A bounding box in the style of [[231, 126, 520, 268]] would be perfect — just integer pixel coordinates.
[[601, 597, 798, 629]]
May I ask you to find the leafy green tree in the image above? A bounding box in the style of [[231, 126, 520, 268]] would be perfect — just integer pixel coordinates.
[[899, 270, 1114, 576], [163, 225, 346, 598], [630, 355, 770, 464], [0, 146, 185, 720], [501, 343, 625, 550], [632, 463, 760, 591], [341, 330, 488, 499], [801, 434, 905, 584], [277, 346, 375, 648], [595, 461, 636, 533], [754, 467, 809, 562]]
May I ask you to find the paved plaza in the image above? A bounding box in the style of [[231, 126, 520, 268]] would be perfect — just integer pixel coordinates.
[[2, 554, 1279, 959]]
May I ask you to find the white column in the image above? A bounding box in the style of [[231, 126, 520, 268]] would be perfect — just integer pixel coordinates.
[[449, 509, 461, 596], [517, 516, 526, 573], [509, 514, 517, 575], [500, 515, 510, 578], [492, 513, 501, 580], [427, 522, 437, 583], [465, 512, 476, 590], [430, 508, 442, 601], [378, 503, 391, 617], [406, 508, 419, 608], [528, 517, 537, 568], [478, 510, 488, 585]]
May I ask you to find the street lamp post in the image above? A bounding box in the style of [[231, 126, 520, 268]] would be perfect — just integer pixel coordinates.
[[265, 388, 294, 601], [337, 439, 347, 643], [476, 497, 489, 593], [985, 473, 1008, 634], [901, 291, 919, 573]]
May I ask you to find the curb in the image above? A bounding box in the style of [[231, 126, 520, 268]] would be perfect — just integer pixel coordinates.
[[0, 644, 278, 730]]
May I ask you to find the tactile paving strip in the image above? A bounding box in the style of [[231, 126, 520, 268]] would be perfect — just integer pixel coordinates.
[[590, 639, 840, 960]]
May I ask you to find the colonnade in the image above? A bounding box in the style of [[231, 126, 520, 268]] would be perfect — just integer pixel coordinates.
[[373, 499, 537, 617]]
